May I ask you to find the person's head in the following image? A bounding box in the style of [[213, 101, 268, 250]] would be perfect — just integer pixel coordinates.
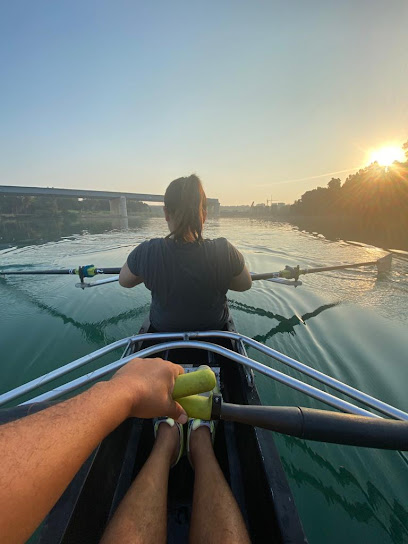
[[164, 175, 207, 242]]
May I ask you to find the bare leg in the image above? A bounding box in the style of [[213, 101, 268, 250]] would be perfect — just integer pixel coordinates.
[[100, 424, 179, 544], [189, 427, 251, 544]]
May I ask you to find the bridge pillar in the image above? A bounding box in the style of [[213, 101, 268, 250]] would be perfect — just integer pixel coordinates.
[[207, 200, 220, 217], [109, 196, 128, 218]]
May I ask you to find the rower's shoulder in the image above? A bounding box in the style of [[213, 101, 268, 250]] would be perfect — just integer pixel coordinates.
[[140, 237, 167, 248], [204, 237, 237, 251], [129, 238, 167, 257], [148, 237, 166, 243], [203, 236, 228, 245]]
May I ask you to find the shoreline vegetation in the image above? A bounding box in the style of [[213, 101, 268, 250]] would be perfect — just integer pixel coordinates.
[[221, 147, 408, 251]]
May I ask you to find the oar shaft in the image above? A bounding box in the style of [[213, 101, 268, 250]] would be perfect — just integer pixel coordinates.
[[251, 255, 390, 282], [0, 267, 121, 276], [220, 403, 408, 450], [300, 261, 378, 275], [0, 269, 77, 275]]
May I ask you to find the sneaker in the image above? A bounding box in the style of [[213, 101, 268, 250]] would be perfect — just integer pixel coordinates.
[[153, 417, 184, 468]]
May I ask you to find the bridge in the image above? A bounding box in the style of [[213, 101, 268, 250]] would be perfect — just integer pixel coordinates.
[[0, 185, 220, 218]]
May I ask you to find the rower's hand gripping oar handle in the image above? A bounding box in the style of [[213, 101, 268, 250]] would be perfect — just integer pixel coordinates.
[[172, 368, 216, 420]]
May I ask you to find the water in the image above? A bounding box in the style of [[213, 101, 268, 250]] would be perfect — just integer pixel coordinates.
[[1, 216, 408, 543]]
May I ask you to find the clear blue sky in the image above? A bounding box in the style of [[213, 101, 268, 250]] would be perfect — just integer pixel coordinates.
[[1, 1, 407, 204]]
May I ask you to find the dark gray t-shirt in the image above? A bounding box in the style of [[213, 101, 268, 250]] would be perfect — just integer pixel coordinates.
[[127, 237, 245, 331]]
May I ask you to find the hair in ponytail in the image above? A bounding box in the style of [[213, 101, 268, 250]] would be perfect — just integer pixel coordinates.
[[164, 174, 207, 242]]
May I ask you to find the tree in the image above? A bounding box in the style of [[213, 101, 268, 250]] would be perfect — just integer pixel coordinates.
[[403, 140, 408, 160], [327, 178, 341, 190]]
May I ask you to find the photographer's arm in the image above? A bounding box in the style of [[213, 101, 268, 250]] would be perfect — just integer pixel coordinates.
[[0, 358, 186, 544]]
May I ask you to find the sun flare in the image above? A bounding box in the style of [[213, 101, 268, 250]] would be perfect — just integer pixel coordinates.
[[369, 146, 405, 166]]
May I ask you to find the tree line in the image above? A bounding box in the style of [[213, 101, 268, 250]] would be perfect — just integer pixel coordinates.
[[288, 141, 408, 248]]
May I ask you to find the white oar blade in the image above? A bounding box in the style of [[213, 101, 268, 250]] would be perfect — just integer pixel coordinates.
[[376, 254, 392, 273], [75, 275, 120, 289], [265, 278, 302, 287]]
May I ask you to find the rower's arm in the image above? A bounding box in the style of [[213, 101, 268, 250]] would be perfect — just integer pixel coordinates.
[[0, 358, 187, 544], [229, 265, 252, 292], [119, 262, 144, 288]]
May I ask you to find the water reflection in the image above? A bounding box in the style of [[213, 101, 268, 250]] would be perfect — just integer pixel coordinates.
[[280, 434, 408, 542], [0, 275, 149, 345], [0, 215, 147, 247], [229, 300, 339, 341]]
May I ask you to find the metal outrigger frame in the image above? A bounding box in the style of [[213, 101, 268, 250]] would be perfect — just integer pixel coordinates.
[[1, 331, 407, 421]]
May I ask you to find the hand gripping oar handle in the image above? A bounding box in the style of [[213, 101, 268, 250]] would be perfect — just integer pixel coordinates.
[[172, 368, 216, 400]]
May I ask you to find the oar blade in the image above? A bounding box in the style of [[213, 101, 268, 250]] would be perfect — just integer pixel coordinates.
[[376, 254, 392, 273]]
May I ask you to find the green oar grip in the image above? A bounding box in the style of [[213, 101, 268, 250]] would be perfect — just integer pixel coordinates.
[[177, 395, 213, 420], [172, 368, 216, 400]]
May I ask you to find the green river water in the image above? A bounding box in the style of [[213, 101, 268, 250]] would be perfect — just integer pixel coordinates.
[[1, 216, 407, 543]]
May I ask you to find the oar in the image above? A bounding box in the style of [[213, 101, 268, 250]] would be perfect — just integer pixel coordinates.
[[0, 265, 122, 287], [251, 253, 392, 283], [1, 254, 391, 288], [177, 394, 408, 451], [0, 268, 81, 275], [0, 265, 121, 277]]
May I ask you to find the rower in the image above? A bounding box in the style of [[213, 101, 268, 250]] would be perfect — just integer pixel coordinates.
[[119, 175, 252, 331]]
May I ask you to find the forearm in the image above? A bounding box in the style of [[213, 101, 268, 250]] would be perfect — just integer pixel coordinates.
[[0, 381, 131, 544], [229, 266, 252, 292], [119, 262, 144, 288]]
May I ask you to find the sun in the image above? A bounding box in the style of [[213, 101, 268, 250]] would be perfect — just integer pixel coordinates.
[[369, 146, 405, 166]]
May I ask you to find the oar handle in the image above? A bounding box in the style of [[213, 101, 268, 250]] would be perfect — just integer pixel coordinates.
[[220, 403, 408, 450], [172, 368, 216, 400], [177, 395, 213, 419]]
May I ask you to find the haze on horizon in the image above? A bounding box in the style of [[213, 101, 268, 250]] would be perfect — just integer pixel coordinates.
[[1, 1, 407, 206]]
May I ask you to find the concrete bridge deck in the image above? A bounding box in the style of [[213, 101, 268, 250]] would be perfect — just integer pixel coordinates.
[[0, 185, 220, 217]]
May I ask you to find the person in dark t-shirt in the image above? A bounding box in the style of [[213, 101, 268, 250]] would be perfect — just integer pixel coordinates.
[[119, 175, 252, 331]]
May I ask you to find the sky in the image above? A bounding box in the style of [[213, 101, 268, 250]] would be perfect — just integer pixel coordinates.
[[0, 1, 407, 205]]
